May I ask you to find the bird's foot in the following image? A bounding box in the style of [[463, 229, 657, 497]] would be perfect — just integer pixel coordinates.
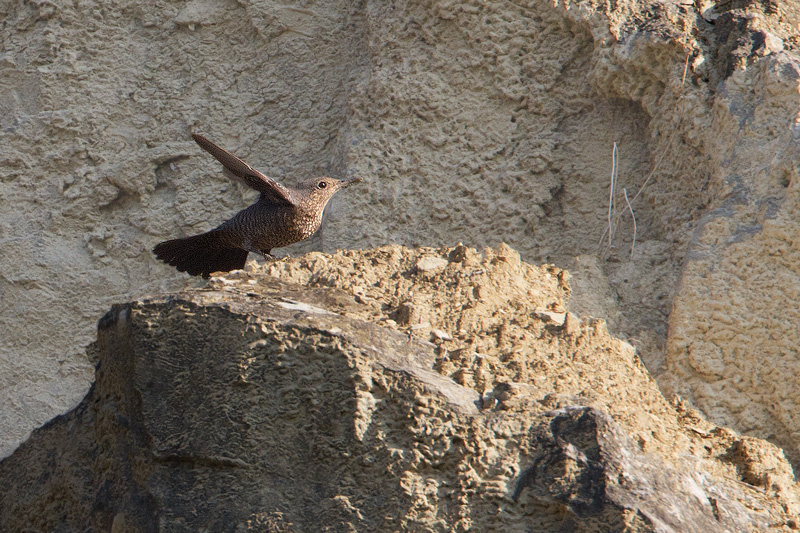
[[244, 249, 277, 262]]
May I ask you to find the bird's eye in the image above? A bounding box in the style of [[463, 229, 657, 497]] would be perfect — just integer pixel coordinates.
[[317, 181, 327, 189]]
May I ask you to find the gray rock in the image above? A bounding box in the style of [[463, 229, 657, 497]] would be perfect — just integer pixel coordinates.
[[0, 274, 794, 531]]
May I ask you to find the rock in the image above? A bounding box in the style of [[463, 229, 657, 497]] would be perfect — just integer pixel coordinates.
[[415, 255, 448, 274], [536, 309, 567, 325], [4, 0, 800, 523], [430, 329, 453, 342], [515, 407, 773, 531], [1, 248, 798, 530]]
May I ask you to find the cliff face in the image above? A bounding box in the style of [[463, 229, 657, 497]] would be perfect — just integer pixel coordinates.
[[1, 246, 797, 531], [3, 0, 800, 505]]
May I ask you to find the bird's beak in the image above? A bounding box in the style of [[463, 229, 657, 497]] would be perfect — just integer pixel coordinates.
[[339, 177, 362, 188]]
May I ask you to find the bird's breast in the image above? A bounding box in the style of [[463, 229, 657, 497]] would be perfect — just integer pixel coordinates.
[[241, 203, 321, 248], [286, 211, 322, 240]]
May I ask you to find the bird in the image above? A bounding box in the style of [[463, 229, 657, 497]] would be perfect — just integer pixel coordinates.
[[153, 134, 361, 278]]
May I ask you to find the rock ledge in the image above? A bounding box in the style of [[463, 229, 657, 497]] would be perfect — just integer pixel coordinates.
[[0, 245, 797, 531]]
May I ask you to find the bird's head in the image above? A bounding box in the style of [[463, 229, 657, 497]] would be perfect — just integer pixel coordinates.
[[297, 176, 362, 210]]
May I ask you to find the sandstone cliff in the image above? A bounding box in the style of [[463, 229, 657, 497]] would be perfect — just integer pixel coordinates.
[[1, 246, 798, 531], [4, 0, 800, 515]]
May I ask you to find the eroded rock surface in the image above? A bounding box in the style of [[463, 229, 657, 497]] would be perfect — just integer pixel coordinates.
[[4, 0, 800, 504], [1, 246, 797, 531]]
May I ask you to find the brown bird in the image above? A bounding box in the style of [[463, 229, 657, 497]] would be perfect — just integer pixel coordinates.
[[153, 134, 361, 278]]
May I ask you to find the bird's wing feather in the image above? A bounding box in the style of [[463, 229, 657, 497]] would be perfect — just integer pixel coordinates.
[[192, 134, 295, 206]]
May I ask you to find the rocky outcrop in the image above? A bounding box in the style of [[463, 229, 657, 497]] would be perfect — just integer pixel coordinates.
[[1, 246, 797, 531], [4, 0, 800, 503]]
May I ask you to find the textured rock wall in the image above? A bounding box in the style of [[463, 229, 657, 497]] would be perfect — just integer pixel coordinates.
[[3, 0, 800, 484], [1, 246, 797, 531], [0, 0, 367, 457], [655, 6, 800, 467]]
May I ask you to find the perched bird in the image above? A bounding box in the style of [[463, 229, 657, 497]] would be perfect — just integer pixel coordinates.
[[153, 134, 361, 278]]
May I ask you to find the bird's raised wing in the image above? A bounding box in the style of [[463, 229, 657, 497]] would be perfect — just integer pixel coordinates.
[[192, 134, 295, 206]]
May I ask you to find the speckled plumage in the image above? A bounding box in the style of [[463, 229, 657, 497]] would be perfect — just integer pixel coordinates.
[[153, 134, 361, 278]]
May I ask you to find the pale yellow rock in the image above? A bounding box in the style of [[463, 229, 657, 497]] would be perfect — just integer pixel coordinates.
[[1, 245, 798, 531]]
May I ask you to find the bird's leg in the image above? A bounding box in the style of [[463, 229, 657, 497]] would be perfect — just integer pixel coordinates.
[[243, 246, 276, 263], [256, 249, 277, 261]]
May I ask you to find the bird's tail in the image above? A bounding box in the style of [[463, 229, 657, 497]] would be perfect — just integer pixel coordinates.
[[153, 231, 249, 278]]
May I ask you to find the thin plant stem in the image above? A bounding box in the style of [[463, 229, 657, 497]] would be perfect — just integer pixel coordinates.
[[623, 187, 636, 256]]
